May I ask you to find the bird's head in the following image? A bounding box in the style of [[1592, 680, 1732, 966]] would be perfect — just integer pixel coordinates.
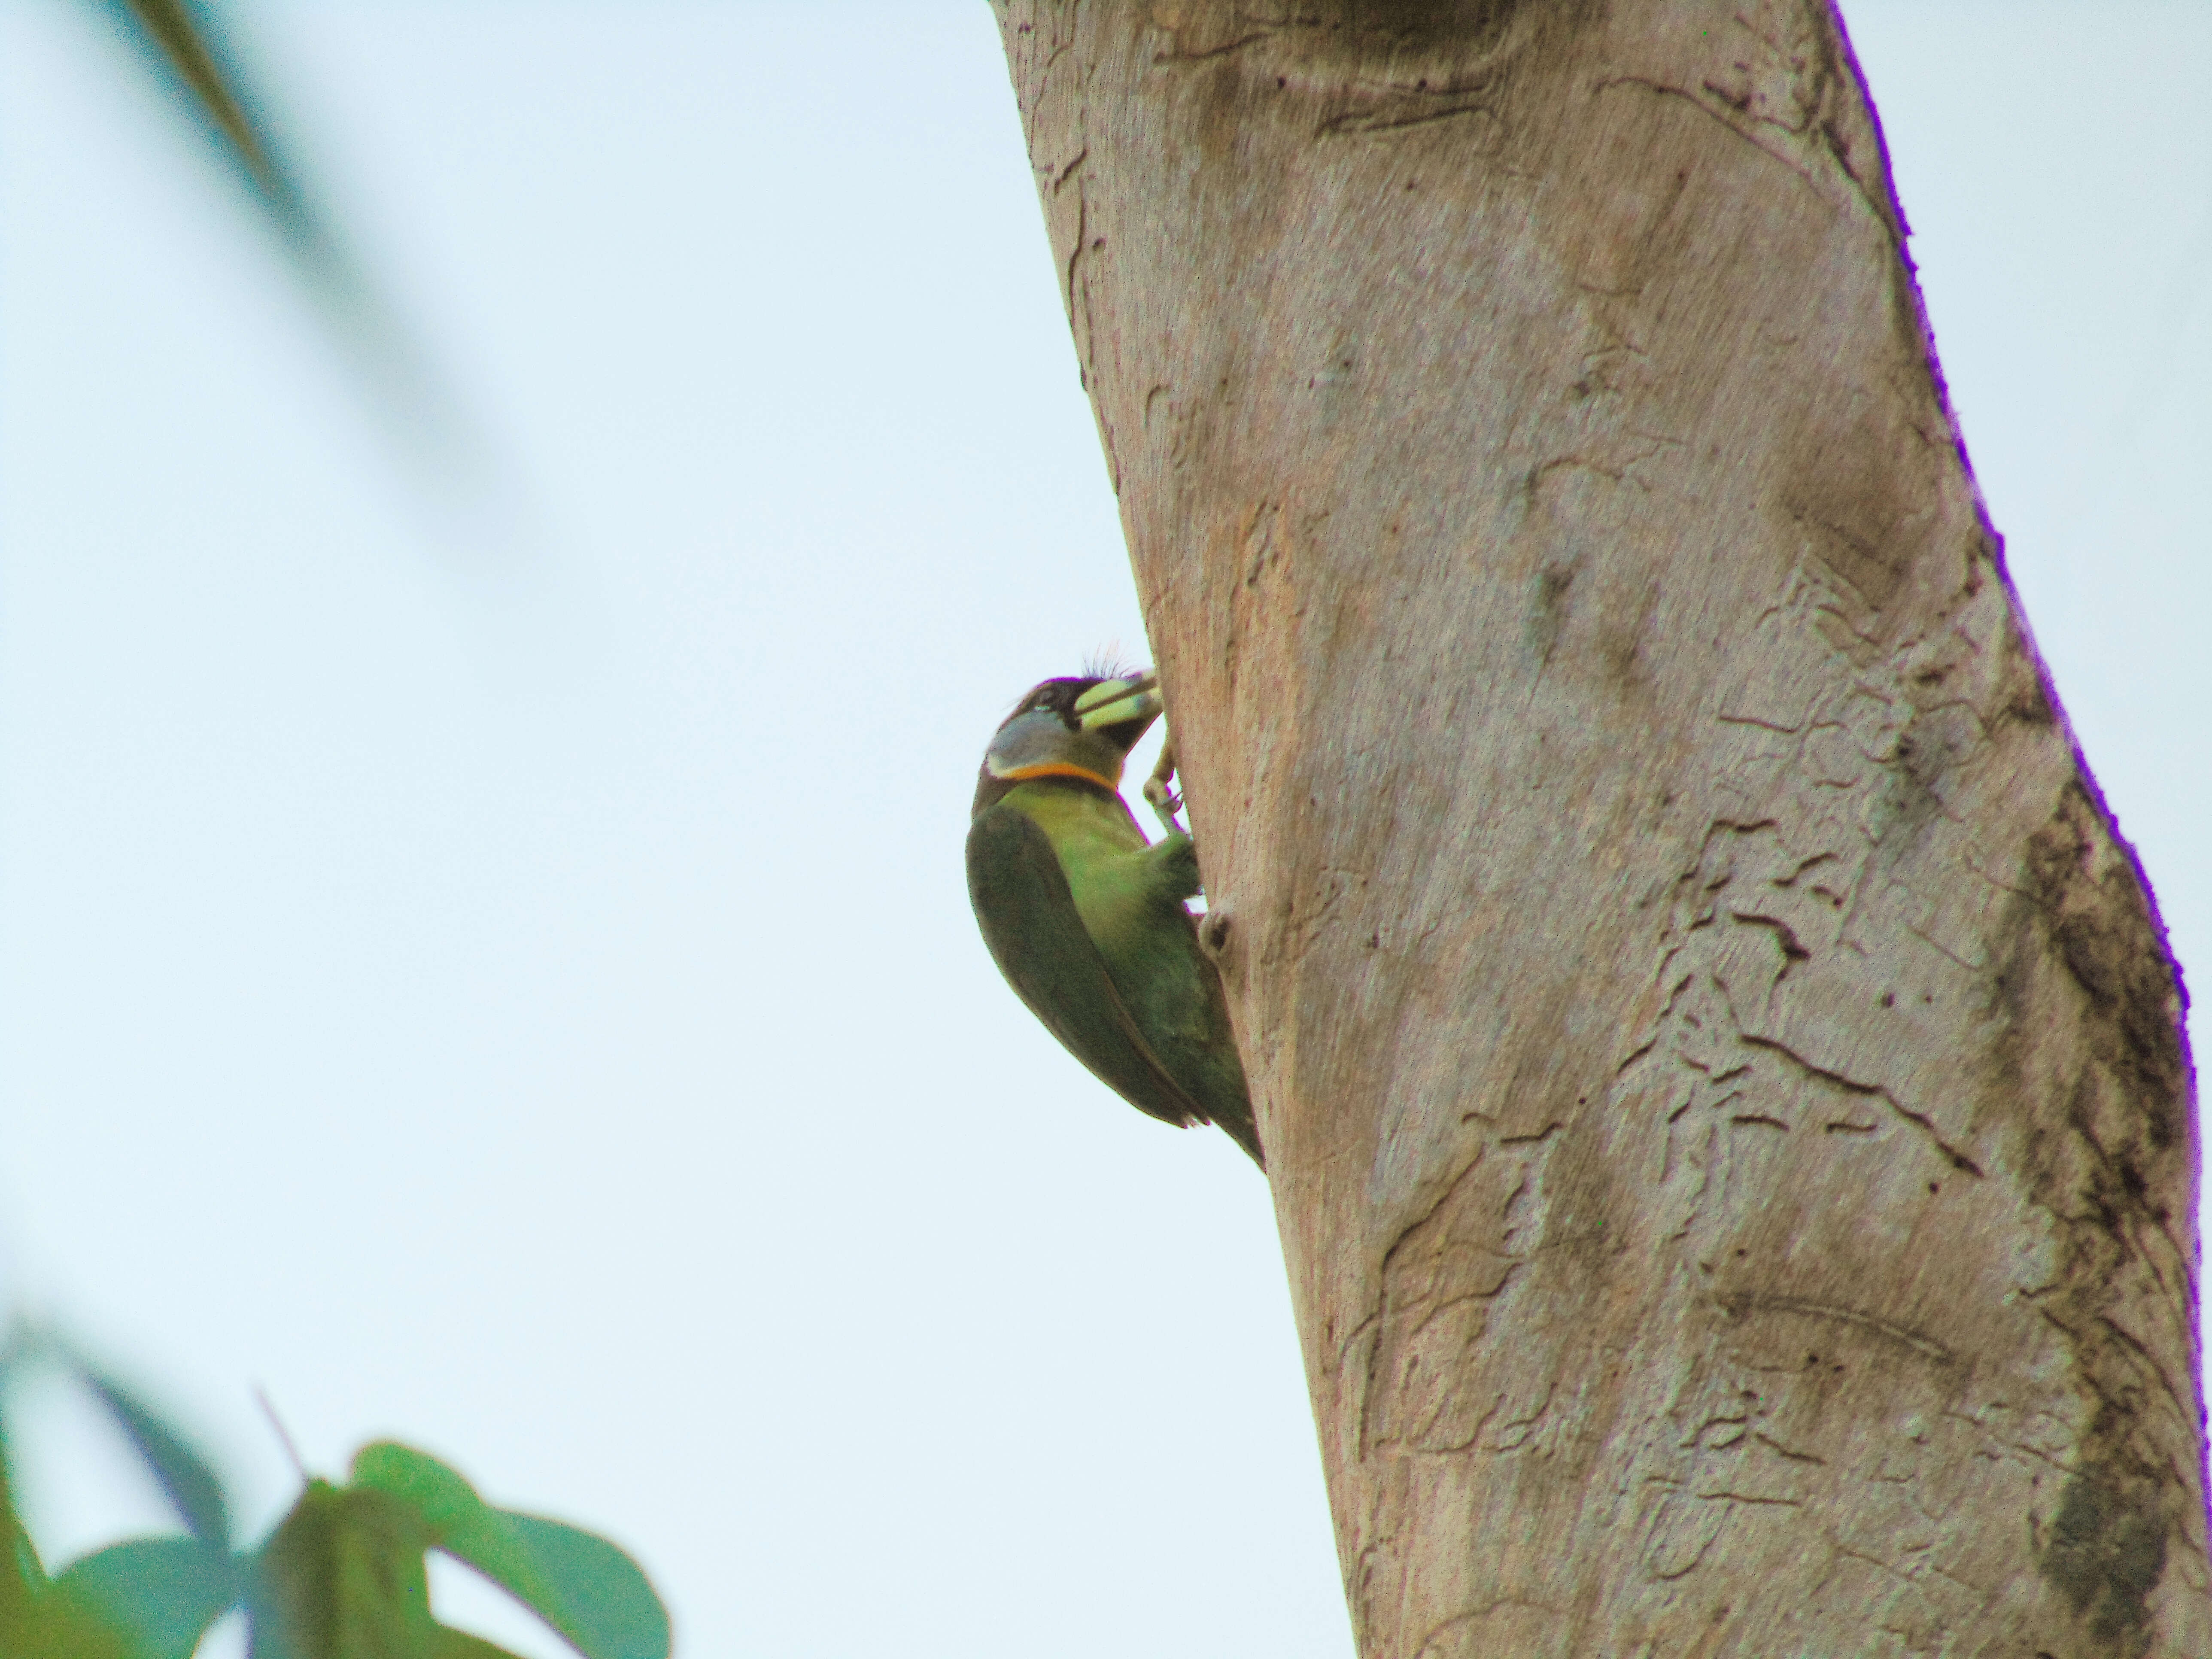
[[972, 671, 1162, 817]]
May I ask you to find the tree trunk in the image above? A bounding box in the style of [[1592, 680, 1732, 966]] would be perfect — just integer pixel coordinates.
[[994, 1, 2209, 1653]]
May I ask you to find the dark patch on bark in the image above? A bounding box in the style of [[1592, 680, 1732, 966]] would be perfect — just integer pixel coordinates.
[[1982, 783, 2187, 1249], [1596, 580, 1659, 697], [1197, 49, 1261, 164], [1971, 779, 2195, 1653], [2020, 786, 2188, 1148], [1863, 729, 1945, 851], [1776, 411, 1933, 615], [1290, 0, 1573, 56], [2041, 1457, 2169, 1653], [1996, 611, 2057, 728], [1162, 0, 1603, 133], [1851, 696, 1978, 884], [1525, 562, 1573, 665]]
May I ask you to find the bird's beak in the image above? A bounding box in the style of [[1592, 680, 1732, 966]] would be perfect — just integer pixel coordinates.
[[1073, 671, 1162, 732]]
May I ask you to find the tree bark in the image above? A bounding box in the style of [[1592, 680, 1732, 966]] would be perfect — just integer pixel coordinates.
[[993, 2, 2207, 1653]]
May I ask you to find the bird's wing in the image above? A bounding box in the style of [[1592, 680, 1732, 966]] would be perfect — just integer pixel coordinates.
[[966, 803, 1209, 1131]]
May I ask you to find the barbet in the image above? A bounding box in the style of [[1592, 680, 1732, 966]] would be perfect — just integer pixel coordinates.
[[966, 672, 1263, 1167]]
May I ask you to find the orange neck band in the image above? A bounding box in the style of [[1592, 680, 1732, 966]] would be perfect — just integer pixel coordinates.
[[998, 761, 1120, 792]]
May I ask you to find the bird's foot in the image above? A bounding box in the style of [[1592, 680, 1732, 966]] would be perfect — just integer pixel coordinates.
[[1144, 740, 1186, 836]]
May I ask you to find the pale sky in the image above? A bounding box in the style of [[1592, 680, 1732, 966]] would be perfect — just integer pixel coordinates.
[[0, 4, 2206, 1656]]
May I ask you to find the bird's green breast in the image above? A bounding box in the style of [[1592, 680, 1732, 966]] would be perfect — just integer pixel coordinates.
[[998, 778, 1253, 1154], [997, 781, 1155, 956]]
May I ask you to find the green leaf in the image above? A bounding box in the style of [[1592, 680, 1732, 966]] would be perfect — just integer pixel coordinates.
[[2, 1323, 231, 1547], [0, 1437, 49, 1633], [349, 1444, 670, 1659], [0, 1337, 116, 1659], [485, 1517, 669, 1659], [54, 1538, 237, 1659], [4, 1601, 134, 1659], [77, 1373, 230, 1547], [247, 1478, 439, 1659], [82, 0, 490, 492], [431, 1630, 531, 1659]]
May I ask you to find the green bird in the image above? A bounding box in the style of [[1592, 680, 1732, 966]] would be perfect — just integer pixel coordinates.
[[967, 671, 1263, 1167]]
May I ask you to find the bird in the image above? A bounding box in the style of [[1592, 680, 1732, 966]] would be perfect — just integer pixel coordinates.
[[967, 671, 1263, 1167]]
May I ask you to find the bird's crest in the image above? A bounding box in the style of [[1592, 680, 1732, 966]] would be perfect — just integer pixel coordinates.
[[1082, 646, 1138, 682]]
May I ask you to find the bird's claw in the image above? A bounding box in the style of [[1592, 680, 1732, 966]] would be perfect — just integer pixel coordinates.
[[1144, 740, 1186, 836]]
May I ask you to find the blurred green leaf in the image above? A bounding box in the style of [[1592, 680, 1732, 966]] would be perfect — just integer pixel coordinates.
[[248, 1478, 440, 1659], [2, 1323, 232, 1547], [54, 1538, 236, 1659], [0, 1332, 655, 1659], [94, 0, 316, 253], [350, 1443, 670, 1659], [77, 1373, 230, 1547], [2, 1602, 135, 1659], [0, 1442, 49, 1644], [79, 0, 489, 493], [0, 1456, 130, 1659], [481, 1516, 668, 1659], [431, 1631, 531, 1659]]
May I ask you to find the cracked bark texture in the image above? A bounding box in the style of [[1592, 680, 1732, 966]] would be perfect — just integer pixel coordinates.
[[992, 2, 2208, 1654]]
